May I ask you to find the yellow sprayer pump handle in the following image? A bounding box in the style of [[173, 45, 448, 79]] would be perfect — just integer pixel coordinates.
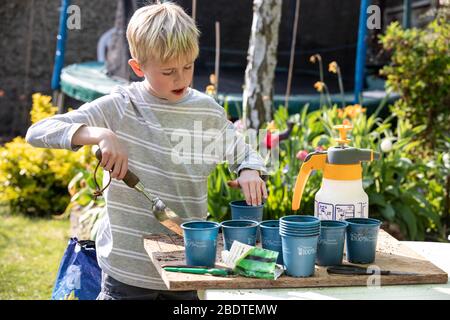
[[333, 124, 352, 145], [292, 153, 327, 211]]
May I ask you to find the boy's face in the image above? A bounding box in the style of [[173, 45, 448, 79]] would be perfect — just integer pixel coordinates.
[[129, 56, 195, 103]]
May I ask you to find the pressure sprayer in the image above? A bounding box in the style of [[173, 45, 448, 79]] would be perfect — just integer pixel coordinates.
[[291, 125, 379, 220]]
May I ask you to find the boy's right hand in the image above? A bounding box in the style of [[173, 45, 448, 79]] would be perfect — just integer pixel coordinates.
[[97, 129, 128, 180]]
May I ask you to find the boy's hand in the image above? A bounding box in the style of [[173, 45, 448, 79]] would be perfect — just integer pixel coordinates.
[[97, 129, 128, 180], [236, 169, 268, 206]]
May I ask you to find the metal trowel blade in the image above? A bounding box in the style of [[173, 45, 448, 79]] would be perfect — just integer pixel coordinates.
[[152, 206, 184, 237]]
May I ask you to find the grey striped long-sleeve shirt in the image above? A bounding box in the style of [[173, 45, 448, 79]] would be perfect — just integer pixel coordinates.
[[26, 81, 267, 290]]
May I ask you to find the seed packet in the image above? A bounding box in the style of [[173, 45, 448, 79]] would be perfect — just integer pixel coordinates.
[[222, 241, 284, 280]]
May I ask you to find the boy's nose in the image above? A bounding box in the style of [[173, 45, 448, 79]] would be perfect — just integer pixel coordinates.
[[174, 73, 184, 86]]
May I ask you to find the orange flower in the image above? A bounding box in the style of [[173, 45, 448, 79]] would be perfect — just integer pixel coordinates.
[[340, 104, 367, 119], [352, 104, 366, 114], [342, 118, 352, 126], [344, 105, 355, 118], [328, 61, 338, 74], [314, 81, 325, 92]]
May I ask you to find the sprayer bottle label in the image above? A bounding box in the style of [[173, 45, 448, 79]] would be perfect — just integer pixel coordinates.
[[335, 204, 355, 221], [356, 202, 368, 218], [316, 202, 334, 220]]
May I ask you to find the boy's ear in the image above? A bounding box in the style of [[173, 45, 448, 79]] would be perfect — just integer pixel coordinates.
[[128, 59, 145, 77]]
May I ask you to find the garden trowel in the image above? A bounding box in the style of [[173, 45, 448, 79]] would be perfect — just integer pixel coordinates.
[[94, 149, 184, 237]]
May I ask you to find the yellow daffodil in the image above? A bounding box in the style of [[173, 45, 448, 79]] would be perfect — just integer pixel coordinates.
[[314, 81, 325, 92], [266, 120, 277, 132], [205, 85, 216, 96], [328, 61, 338, 74]]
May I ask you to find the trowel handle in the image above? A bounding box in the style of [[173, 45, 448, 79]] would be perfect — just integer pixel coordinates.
[[292, 153, 327, 211], [95, 149, 140, 189]]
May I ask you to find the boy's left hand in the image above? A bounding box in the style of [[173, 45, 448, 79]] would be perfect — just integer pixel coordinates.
[[229, 169, 268, 206]]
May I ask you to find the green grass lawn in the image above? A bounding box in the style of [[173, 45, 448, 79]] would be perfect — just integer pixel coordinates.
[[0, 214, 70, 300]]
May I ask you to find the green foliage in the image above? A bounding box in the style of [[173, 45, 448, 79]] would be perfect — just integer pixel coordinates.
[[346, 104, 445, 241], [0, 94, 94, 217], [379, 18, 450, 152], [207, 100, 447, 241], [65, 166, 105, 241], [264, 106, 323, 218], [207, 163, 242, 222]]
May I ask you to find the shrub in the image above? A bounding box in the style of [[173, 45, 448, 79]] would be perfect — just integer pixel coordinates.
[[65, 165, 105, 240], [0, 94, 94, 217], [379, 17, 450, 153]]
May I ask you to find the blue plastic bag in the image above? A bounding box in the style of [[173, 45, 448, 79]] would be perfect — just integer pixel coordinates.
[[51, 238, 101, 300]]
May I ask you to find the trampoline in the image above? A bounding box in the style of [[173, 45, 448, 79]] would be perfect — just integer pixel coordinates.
[[60, 61, 397, 119], [60, 62, 128, 103]]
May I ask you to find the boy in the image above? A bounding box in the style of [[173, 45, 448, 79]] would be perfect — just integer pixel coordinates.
[[26, 2, 267, 300]]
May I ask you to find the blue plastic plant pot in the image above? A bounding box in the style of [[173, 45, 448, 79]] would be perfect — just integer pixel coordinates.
[[230, 200, 264, 221], [230, 200, 264, 241], [279, 225, 321, 234], [316, 220, 348, 266], [279, 220, 321, 236], [281, 234, 319, 277], [181, 221, 220, 267], [260, 220, 283, 264], [279, 224, 320, 230], [345, 218, 381, 264], [279, 228, 320, 238], [221, 219, 259, 251], [280, 215, 320, 227]]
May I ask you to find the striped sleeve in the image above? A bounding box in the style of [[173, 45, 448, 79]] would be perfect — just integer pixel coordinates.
[[214, 106, 268, 176], [25, 92, 128, 151]]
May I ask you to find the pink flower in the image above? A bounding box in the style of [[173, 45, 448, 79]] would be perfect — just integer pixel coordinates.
[[315, 146, 325, 152], [296, 150, 308, 161], [233, 119, 245, 131], [265, 131, 279, 149]]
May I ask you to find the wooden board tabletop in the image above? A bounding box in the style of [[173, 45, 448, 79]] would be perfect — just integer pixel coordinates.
[[143, 229, 448, 291]]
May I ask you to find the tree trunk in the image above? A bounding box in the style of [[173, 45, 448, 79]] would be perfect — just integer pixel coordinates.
[[243, 0, 282, 130]]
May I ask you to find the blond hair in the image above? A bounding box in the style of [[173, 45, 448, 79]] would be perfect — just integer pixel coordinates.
[[126, 2, 200, 66]]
